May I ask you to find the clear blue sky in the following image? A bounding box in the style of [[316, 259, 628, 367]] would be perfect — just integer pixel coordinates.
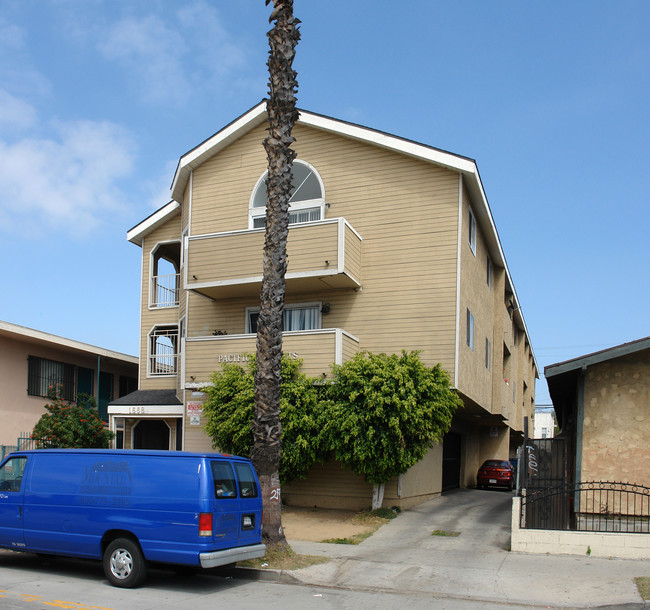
[[1, 1, 648, 409]]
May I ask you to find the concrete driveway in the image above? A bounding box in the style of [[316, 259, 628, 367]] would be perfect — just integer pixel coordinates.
[[287, 488, 650, 608]]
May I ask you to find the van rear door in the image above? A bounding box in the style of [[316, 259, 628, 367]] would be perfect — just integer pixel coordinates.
[[0, 455, 28, 550], [231, 461, 263, 547], [209, 460, 240, 550]]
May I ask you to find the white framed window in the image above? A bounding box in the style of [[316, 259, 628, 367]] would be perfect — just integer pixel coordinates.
[[486, 255, 492, 287], [249, 160, 325, 229], [468, 207, 477, 255], [246, 303, 321, 333], [148, 325, 179, 376], [466, 309, 474, 350], [485, 338, 491, 369]]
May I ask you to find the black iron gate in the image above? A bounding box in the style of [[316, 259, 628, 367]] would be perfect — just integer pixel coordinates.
[[522, 437, 568, 528]]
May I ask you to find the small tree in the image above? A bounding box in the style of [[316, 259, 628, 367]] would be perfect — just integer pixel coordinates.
[[31, 384, 114, 449], [203, 356, 326, 484], [324, 351, 462, 509]]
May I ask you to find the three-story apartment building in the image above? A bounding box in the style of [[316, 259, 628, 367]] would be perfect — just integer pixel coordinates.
[[111, 103, 538, 509]]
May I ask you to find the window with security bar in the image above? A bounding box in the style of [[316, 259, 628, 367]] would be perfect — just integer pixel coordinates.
[[149, 326, 179, 376], [27, 356, 76, 401]]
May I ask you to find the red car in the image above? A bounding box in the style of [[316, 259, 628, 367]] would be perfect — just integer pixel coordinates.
[[477, 460, 514, 490]]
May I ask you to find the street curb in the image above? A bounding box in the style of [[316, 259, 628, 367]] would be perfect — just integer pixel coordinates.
[[225, 566, 302, 585], [228, 566, 650, 609]]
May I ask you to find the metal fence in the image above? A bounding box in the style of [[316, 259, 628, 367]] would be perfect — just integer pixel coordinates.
[[0, 445, 18, 460], [521, 481, 650, 533]]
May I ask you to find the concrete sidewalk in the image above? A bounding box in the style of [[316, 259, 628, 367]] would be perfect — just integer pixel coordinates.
[[275, 490, 650, 608]]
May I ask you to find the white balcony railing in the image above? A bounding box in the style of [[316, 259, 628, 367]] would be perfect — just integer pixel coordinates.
[[151, 274, 180, 307]]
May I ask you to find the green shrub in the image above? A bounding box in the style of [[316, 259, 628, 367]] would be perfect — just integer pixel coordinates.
[[31, 384, 114, 448]]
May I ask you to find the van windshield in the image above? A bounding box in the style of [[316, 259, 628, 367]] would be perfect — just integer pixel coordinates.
[[211, 461, 237, 499]]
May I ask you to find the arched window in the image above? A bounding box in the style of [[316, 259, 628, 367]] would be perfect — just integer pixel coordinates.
[[249, 160, 325, 229]]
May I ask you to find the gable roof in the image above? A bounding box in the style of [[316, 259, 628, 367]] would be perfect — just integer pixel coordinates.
[[545, 336, 650, 379], [127, 101, 537, 373], [127, 200, 180, 246]]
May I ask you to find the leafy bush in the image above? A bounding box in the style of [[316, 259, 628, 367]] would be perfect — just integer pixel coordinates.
[[204, 350, 461, 488], [31, 384, 114, 448], [323, 350, 462, 484], [203, 355, 327, 483]]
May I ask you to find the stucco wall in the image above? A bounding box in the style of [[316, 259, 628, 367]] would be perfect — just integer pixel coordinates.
[[581, 350, 650, 486], [0, 333, 137, 446]]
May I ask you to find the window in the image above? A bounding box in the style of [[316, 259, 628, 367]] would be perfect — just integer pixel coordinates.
[[247, 304, 321, 333], [485, 338, 491, 369], [211, 461, 237, 499], [486, 256, 492, 287], [250, 160, 324, 229], [234, 462, 259, 498], [0, 456, 27, 492], [28, 356, 75, 401], [468, 208, 477, 255], [148, 325, 179, 376], [466, 309, 474, 350], [118, 375, 137, 397]]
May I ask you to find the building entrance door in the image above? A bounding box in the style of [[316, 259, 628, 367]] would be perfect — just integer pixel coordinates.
[[442, 432, 462, 491], [133, 419, 170, 450]]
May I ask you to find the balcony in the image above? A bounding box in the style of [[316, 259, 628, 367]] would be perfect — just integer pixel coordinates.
[[150, 273, 180, 308], [184, 328, 360, 387], [185, 218, 362, 299]]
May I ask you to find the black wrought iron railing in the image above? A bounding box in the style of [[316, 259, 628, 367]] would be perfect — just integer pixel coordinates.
[[521, 481, 650, 533]]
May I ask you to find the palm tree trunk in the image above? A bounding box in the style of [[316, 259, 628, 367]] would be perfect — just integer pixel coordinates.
[[251, 0, 300, 545]]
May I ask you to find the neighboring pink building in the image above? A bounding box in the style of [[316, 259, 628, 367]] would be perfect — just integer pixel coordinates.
[[0, 321, 138, 453]]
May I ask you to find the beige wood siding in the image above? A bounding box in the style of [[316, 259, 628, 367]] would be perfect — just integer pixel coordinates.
[[139, 213, 182, 390], [341, 331, 359, 364], [457, 184, 496, 409], [290, 124, 460, 373], [188, 221, 340, 283], [185, 329, 359, 384], [344, 223, 362, 282], [184, 411, 214, 453], [283, 460, 373, 510], [189, 126, 268, 235], [185, 122, 459, 373]]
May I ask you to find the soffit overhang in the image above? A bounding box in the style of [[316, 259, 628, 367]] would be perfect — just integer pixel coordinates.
[[0, 320, 138, 365], [131, 101, 537, 371]]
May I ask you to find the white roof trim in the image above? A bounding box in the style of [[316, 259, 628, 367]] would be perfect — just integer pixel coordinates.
[[0, 320, 138, 363], [140, 102, 537, 371], [127, 200, 181, 246], [298, 111, 477, 174], [170, 102, 268, 202]]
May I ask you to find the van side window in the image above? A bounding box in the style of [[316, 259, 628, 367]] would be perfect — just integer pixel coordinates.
[[211, 462, 237, 499], [0, 457, 27, 492], [233, 463, 259, 498]]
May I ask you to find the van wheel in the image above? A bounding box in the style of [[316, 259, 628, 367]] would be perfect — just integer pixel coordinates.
[[103, 538, 147, 588]]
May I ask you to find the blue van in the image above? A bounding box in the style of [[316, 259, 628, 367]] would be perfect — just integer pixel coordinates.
[[0, 449, 266, 587]]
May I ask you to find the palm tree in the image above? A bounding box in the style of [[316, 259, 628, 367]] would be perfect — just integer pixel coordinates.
[[251, 0, 300, 545]]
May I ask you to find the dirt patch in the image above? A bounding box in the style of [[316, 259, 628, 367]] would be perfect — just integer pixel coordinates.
[[281, 506, 381, 542]]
